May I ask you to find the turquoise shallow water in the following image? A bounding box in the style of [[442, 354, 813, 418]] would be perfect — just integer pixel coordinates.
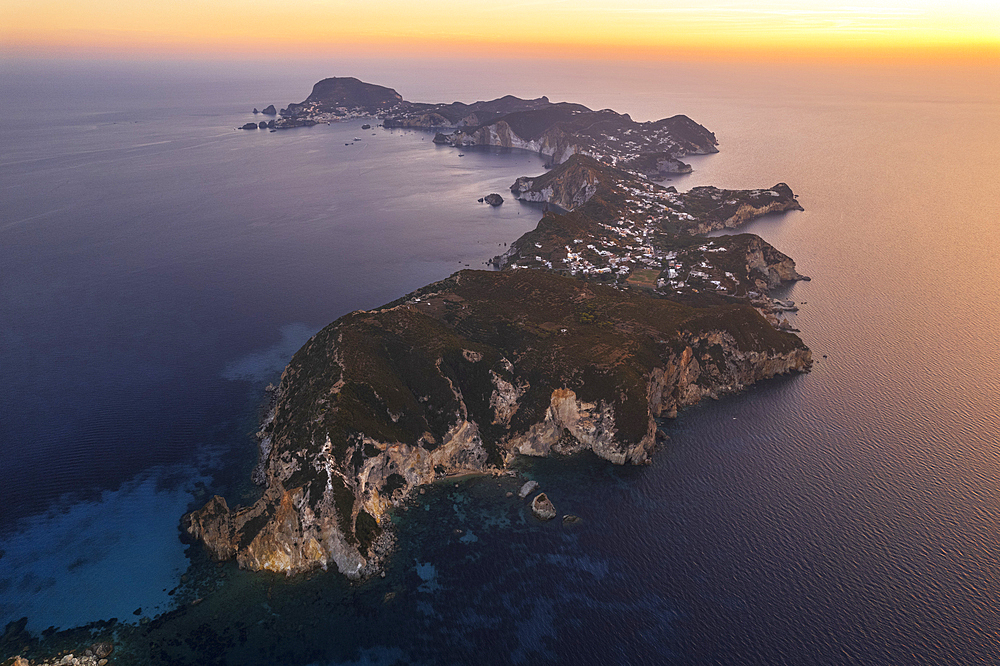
[[2, 57, 1000, 664]]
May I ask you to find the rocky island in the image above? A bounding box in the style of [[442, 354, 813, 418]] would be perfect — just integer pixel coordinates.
[[191, 78, 812, 579], [261, 77, 717, 178]]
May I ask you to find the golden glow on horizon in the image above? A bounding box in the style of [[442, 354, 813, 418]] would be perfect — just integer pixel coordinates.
[[4, 0, 999, 61]]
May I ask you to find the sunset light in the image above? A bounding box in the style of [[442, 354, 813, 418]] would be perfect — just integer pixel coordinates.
[[5, 0, 999, 61]]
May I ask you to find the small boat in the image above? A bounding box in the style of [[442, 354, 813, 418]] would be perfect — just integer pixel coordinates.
[[353, 137, 363, 141], [458, 153, 465, 157]]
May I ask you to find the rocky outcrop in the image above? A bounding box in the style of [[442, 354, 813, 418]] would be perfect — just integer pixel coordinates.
[[743, 235, 809, 289], [484, 193, 504, 206], [3, 641, 113, 666], [261, 104, 277, 116], [531, 493, 556, 520], [510, 154, 607, 210], [681, 183, 804, 235], [434, 105, 717, 179], [185, 270, 810, 578], [303, 77, 403, 114]]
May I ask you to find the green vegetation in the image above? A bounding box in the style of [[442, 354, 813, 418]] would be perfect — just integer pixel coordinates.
[[268, 270, 803, 475]]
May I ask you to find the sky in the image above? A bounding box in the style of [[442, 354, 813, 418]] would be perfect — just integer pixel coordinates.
[[3, 0, 999, 62]]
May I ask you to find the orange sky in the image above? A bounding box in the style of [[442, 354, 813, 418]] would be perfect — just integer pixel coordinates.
[[4, 0, 999, 62]]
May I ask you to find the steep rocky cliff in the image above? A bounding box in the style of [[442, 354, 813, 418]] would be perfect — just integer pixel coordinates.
[[437, 106, 717, 179], [510, 154, 609, 210], [184, 271, 810, 578], [676, 183, 804, 234]]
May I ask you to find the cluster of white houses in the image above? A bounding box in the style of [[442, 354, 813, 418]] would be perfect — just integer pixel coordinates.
[[508, 179, 746, 297]]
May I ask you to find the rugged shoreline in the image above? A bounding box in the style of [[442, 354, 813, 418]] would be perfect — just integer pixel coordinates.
[[186, 77, 813, 580], [184, 270, 811, 579]]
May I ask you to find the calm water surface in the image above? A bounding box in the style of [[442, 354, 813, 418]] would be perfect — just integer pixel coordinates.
[[1, 57, 999, 664]]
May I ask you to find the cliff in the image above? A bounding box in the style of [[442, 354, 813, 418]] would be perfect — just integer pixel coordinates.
[[673, 183, 804, 234], [436, 106, 718, 179], [510, 153, 613, 210], [184, 270, 810, 578]]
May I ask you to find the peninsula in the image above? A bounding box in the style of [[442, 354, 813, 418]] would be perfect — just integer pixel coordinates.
[[250, 76, 718, 178], [194, 78, 812, 579]]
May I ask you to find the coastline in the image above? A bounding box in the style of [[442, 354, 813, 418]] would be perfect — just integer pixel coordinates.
[[182, 78, 812, 583], [5, 75, 810, 665]]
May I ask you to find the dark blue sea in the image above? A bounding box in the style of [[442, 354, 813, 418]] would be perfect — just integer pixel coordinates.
[[2, 56, 1000, 664]]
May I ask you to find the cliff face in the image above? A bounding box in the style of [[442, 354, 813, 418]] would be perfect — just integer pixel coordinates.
[[510, 155, 607, 210], [681, 183, 805, 235], [436, 106, 717, 179], [184, 271, 810, 578]]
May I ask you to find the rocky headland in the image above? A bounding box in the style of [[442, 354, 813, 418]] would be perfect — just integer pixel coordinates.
[[191, 77, 812, 580], [428, 105, 717, 179], [499, 154, 807, 317], [260, 77, 717, 180], [185, 269, 810, 578]]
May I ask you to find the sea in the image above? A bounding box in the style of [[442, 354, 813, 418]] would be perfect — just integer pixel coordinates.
[[1, 55, 999, 664]]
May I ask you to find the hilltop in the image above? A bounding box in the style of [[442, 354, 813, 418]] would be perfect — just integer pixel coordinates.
[[433, 105, 717, 178], [185, 270, 810, 578]]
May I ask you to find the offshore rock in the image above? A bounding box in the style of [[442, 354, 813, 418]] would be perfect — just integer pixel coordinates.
[[518, 480, 539, 499], [484, 193, 504, 206], [185, 270, 810, 578], [262, 104, 277, 115], [531, 493, 557, 520]]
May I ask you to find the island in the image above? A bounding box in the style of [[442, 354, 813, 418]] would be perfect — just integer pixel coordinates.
[[191, 78, 812, 579], [264, 77, 718, 178]]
